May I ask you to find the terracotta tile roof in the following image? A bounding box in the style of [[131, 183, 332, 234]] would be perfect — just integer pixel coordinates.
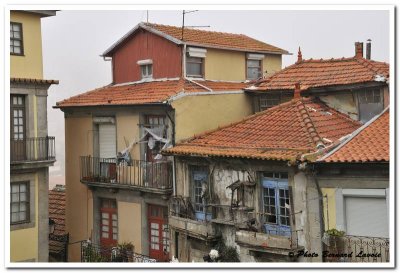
[[143, 22, 288, 54], [11, 77, 59, 85], [49, 186, 66, 236], [246, 57, 389, 92], [320, 108, 389, 163], [55, 78, 248, 108], [165, 98, 361, 161], [103, 22, 288, 56]]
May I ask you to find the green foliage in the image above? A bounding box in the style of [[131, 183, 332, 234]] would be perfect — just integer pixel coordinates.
[[214, 241, 240, 262], [326, 228, 345, 237]]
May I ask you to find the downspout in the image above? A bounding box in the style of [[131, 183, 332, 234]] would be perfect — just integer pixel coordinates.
[[310, 164, 326, 259], [182, 43, 187, 78]]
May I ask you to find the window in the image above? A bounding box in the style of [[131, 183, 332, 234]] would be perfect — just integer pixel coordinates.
[[192, 167, 210, 221], [262, 172, 291, 237], [246, 59, 262, 80], [10, 22, 23, 55], [141, 64, 153, 79], [358, 89, 383, 123], [11, 182, 30, 224], [11, 95, 25, 140], [186, 56, 204, 78], [259, 94, 281, 111], [145, 115, 167, 162], [100, 199, 118, 246]]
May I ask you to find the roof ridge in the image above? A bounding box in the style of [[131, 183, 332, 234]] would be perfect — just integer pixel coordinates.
[[144, 22, 254, 38], [295, 99, 325, 149], [354, 57, 388, 76]]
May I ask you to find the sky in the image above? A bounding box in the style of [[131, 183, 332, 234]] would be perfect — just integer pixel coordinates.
[[40, 9, 390, 184]]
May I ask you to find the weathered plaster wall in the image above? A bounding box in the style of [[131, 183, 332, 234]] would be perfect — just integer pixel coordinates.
[[204, 49, 282, 81], [319, 92, 358, 121], [64, 114, 93, 261], [172, 93, 252, 142], [118, 201, 142, 253]]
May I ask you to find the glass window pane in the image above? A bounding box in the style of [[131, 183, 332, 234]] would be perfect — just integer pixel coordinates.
[[102, 232, 109, 238], [101, 212, 108, 219], [11, 193, 19, 202], [112, 220, 117, 227], [11, 184, 19, 193], [102, 226, 109, 232], [19, 211, 27, 221], [11, 203, 19, 212], [11, 213, 18, 222], [113, 234, 117, 240], [112, 214, 117, 220], [14, 40, 20, 47], [20, 183, 26, 192], [20, 202, 26, 212], [102, 219, 109, 225]]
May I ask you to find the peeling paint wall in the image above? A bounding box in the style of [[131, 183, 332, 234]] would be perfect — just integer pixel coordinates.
[[171, 158, 315, 262], [319, 92, 358, 120]]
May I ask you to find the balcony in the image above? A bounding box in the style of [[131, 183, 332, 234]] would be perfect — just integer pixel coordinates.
[[80, 156, 172, 194], [80, 241, 156, 263], [169, 196, 219, 241], [323, 234, 389, 263], [235, 229, 301, 255], [10, 137, 56, 168]]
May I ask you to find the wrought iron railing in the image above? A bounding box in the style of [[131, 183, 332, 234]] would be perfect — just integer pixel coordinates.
[[323, 234, 389, 262], [80, 156, 172, 190], [80, 241, 156, 263], [10, 137, 56, 163]]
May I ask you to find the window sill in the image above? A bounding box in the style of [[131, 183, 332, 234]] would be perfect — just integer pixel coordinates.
[[11, 220, 35, 231], [10, 53, 25, 57]]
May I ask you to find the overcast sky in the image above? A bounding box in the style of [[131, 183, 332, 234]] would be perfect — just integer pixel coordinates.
[[41, 10, 390, 178]]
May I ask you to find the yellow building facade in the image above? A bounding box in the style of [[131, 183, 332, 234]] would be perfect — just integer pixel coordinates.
[[10, 10, 57, 262]]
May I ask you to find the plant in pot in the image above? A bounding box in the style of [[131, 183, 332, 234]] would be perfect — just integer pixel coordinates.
[[324, 229, 346, 262]]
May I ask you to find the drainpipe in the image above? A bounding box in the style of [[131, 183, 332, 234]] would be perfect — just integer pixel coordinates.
[[310, 165, 326, 259], [182, 43, 187, 77], [172, 156, 177, 196]]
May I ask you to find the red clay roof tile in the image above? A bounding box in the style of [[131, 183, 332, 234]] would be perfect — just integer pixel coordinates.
[[55, 79, 248, 108], [321, 109, 389, 163], [49, 187, 66, 236], [246, 57, 389, 92], [165, 98, 361, 161], [143, 22, 288, 54]]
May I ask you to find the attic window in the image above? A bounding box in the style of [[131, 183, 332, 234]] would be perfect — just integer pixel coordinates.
[[246, 53, 264, 80], [137, 59, 153, 79]]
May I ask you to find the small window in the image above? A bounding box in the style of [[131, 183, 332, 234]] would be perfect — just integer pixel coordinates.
[[259, 94, 281, 111], [11, 182, 30, 224], [10, 22, 23, 55], [141, 64, 153, 79], [247, 59, 262, 80], [358, 89, 383, 123], [186, 56, 203, 78]]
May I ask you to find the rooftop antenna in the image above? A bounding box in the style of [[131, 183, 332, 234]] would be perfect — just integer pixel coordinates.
[[181, 10, 210, 41]]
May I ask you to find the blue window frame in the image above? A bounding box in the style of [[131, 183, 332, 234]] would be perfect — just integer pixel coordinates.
[[262, 172, 291, 237], [192, 168, 211, 221]]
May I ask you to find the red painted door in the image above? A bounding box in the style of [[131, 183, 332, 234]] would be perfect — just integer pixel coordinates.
[[100, 199, 118, 248], [148, 205, 170, 261]]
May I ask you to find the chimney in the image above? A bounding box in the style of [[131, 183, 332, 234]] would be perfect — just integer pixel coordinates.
[[294, 82, 301, 99], [366, 39, 371, 60], [297, 47, 303, 63], [355, 42, 364, 58]]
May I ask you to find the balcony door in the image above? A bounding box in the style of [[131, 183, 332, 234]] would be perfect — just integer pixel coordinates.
[[11, 95, 26, 161], [262, 172, 291, 237], [148, 205, 169, 261], [100, 198, 118, 247], [145, 115, 166, 162]]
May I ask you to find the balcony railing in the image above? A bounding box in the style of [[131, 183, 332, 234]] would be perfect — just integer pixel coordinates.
[[324, 234, 389, 263], [80, 241, 156, 263], [10, 137, 56, 163], [80, 156, 172, 191]]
